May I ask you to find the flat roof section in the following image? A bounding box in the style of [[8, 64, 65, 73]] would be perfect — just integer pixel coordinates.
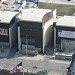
[[19, 8, 52, 22], [56, 16, 75, 28], [0, 11, 19, 23]]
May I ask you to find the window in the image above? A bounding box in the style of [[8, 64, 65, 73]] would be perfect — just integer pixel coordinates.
[[0, 28, 8, 35], [58, 30, 75, 39]]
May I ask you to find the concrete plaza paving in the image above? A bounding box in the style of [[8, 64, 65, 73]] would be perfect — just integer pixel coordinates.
[[0, 44, 71, 75], [0, 51, 71, 75]]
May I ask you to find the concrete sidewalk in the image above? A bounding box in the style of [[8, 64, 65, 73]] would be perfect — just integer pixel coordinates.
[[14, 51, 44, 61], [0, 51, 71, 75]]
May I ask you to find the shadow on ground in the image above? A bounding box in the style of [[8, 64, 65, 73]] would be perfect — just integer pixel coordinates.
[[45, 43, 54, 55]]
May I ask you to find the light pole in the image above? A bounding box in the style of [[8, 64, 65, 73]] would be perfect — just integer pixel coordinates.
[[26, 35, 28, 56]]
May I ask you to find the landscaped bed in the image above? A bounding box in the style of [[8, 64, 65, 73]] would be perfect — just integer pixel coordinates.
[[38, 2, 75, 16]]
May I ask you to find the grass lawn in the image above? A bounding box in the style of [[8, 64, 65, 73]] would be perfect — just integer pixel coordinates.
[[38, 2, 75, 16]]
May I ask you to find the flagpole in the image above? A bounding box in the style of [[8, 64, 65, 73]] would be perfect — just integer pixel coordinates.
[[26, 35, 28, 56], [23, 70, 24, 75], [22, 63, 24, 75]]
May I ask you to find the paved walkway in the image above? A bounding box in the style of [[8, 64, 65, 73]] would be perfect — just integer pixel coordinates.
[[14, 52, 44, 61], [0, 53, 71, 75], [0, 44, 71, 75]]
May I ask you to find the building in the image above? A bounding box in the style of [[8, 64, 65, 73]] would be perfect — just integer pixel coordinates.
[[54, 16, 75, 52], [18, 8, 53, 54], [0, 11, 19, 50]]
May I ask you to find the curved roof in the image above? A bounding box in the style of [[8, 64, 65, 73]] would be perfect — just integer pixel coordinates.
[[0, 11, 19, 24], [20, 8, 52, 22], [56, 16, 75, 28]]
